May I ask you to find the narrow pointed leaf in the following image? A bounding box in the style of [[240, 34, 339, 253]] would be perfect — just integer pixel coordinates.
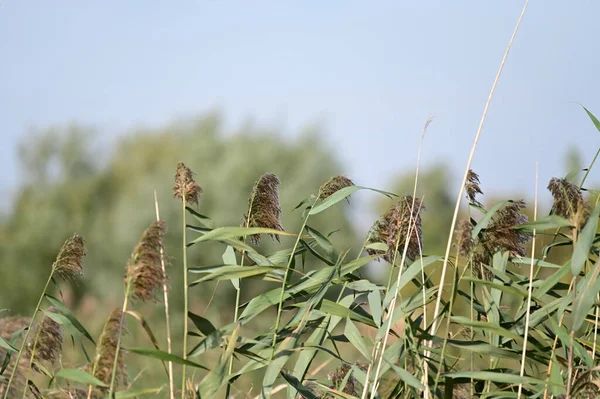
[[55, 369, 107, 387], [310, 186, 395, 215], [128, 348, 208, 369], [571, 201, 600, 276]]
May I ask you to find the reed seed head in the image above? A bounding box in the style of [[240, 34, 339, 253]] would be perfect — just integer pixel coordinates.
[[126, 221, 167, 302], [243, 173, 284, 244], [366, 195, 424, 263], [548, 177, 588, 224], [472, 200, 531, 279], [53, 234, 86, 280], [319, 175, 354, 201], [465, 169, 483, 207], [456, 219, 474, 257], [28, 307, 63, 372], [327, 363, 363, 396], [173, 162, 203, 206], [93, 308, 128, 391]]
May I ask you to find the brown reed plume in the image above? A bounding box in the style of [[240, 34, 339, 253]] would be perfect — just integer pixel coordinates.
[[473, 200, 531, 280], [54, 234, 87, 280], [91, 308, 128, 393], [173, 162, 203, 206], [456, 219, 475, 257], [126, 221, 168, 302], [366, 195, 424, 263], [318, 175, 354, 201], [243, 173, 284, 244], [3, 234, 86, 399], [547, 177, 589, 227], [27, 307, 63, 372], [465, 169, 483, 207]]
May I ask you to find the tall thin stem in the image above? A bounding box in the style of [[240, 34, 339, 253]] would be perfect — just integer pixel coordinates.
[[429, 0, 529, 343], [2, 270, 54, 399], [270, 195, 320, 356], [155, 191, 175, 399], [181, 195, 189, 399], [517, 162, 538, 399], [367, 118, 430, 399]]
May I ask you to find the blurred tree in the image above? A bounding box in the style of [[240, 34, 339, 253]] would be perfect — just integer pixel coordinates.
[[0, 112, 357, 328]]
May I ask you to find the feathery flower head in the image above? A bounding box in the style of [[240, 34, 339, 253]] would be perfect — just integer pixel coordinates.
[[319, 175, 354, 201], [366, 195, 424, 263], [54, 234, 86, 280], [126, 221, 167, 302], [173, 162, 203, 206], [465, 169, 483, 207], [456, 219, 474, 257], [327, 363, 365, 396], [548, 177, 588, 224], [93, 308, 128, 391], [472, 200, 531, 279], [28, 307, 63, 371], [243, 173, 284, 245]]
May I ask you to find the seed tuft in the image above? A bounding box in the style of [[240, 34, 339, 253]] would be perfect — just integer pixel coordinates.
[[54, 234, 86, 280], [366, 195, 424, 263], [173, 162, 203, 206], [242, 173, 284, 244], [126, 221, 168, 302]]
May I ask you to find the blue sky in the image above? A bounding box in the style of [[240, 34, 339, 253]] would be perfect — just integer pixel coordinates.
[[1, 1, 599, 208]]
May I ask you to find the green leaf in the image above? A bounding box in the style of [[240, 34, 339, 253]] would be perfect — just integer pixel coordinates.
[[45, 295, 95, 345], [450, 316, 522, 342], [239, 255, 378, 324], [197, 325, 239, 398], [344, 318, 371, 360], [368, 289, 382, 327], [306, 225, 338, 264], [188, 312, 216, 336], [571, 201, 600, 276], [384, 358, 424, 391], [396, 256, 441, 293], [289, 296, 352, 399], [310, 186, 395, 215], [124, 310, 168, 376], [365, 242, 388, 251], [189, 265, 283, 285], [262, 313, 311, 398], [290, 299, 375, 327], [222, 245, 239, 290], [572, 258, 600, 331], [191, 226, 295, 243], [289, 317, 330, 399], [185, 206, 215, 229], [128, 348, 208, 370], [281, 372, 321, 399], [512, 215, 572, 231], [0, 337, 16, 352], [582, 105, 600, 132], [55, 368, 107, 387], [510, 257, 561, 268], [115, 388, 163, 398], [443, 370, 543, 385], [187, 322, 238, 358]]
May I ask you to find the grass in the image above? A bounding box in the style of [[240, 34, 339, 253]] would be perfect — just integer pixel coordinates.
[[4, 4, 600, 398]]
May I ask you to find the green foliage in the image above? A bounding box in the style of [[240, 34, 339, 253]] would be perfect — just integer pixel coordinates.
[[2, 108, 600, 399]]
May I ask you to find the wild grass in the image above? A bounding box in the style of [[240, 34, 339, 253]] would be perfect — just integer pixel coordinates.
[[4, 3, 600, 398]]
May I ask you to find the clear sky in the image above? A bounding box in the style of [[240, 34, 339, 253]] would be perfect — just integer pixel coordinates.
[[1, 1, 599, 207]]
